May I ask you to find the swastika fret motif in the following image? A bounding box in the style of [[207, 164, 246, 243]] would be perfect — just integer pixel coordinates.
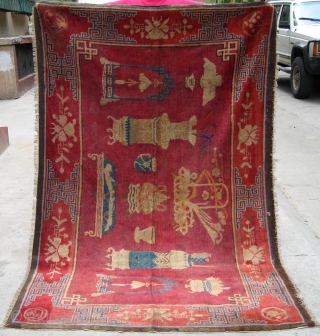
[[217, 40, 239, 62], [228, 293, 252, 306], [236, 36, 267, 101], [244, 272, 292, 306], [180, 10, 244, 43], [24, 273, 69, 306], [62, 294, 87, 305], [45, 160, 79, 223], [235, 166, 265, 229], [69, 306, 131, 325]]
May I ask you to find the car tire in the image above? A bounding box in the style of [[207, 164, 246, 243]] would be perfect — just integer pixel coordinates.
[[290, 57, 314, 99]]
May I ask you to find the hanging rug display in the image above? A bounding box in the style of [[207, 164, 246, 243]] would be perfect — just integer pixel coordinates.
[[6, 1, 314, 332]]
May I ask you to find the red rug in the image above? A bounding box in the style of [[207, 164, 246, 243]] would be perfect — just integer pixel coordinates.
[[6, 1, 314, 331]]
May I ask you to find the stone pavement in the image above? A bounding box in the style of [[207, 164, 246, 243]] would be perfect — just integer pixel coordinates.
[[0, 81, 319, 335]]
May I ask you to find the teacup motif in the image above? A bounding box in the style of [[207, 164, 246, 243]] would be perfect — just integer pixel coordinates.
[[134, 226, 156, 245]]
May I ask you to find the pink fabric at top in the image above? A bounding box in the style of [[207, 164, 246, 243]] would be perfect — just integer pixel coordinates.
[[110, 0, 204, 5]]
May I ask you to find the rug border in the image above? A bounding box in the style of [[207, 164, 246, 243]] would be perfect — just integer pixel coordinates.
[[5, 1, 315, 331], [262, 7, 316, 330]]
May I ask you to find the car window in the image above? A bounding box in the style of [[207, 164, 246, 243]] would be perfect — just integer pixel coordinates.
[[279, 5, 290, 28], [274, 4, 282, 17], [293, 1, 320, 25]]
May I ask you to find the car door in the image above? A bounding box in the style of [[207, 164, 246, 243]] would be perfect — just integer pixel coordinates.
[[277, 4, 292, 65]]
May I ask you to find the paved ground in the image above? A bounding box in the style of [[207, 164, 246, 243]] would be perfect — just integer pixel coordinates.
[[0, 74, 319, 335]]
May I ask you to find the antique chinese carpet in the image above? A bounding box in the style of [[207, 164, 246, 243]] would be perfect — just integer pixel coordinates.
[[6, 1, 314, 332]]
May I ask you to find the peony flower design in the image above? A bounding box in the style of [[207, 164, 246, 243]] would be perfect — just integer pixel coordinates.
[[238, 123, 259, 147], [51, 114, 77, 143], [242, 245, 265, 265], [143, 308, 172, 322]]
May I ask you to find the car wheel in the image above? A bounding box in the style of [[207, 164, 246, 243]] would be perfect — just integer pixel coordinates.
[[290, 57, 314, 99]]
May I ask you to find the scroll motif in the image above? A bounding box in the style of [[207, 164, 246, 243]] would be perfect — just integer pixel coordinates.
[[106, 248, 211, 270], [86, 154, 116, 238]]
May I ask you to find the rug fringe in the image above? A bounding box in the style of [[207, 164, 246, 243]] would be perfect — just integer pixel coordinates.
[[2, 3, 315, 330], [1, 10, 40, 329], [270, 17, 316, 325]]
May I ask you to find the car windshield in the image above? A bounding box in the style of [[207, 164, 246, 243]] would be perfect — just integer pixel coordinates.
[[293, 1, 320, 25]]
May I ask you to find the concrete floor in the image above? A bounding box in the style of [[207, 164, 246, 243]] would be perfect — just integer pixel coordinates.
[[0, 75, 320, 335]]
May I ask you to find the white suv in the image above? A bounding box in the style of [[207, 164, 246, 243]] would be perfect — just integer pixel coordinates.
[[269, 0, 320, 98]]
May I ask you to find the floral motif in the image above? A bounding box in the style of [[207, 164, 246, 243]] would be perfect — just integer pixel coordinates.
[[241, 220, 265, 277], [51, 86, 77, 173], [117, 307, 204, 323], [144, 308, 172, 321], [237, 92, 259, 178], [124, 17, 193, 40], [242, 245, 265, 265], [45, 208, 72, 279], [238, 124, 259, 147], [51, 115, 77, 143]]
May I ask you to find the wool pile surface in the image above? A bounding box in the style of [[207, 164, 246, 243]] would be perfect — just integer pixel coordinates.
[[6, 1, 314, 331]]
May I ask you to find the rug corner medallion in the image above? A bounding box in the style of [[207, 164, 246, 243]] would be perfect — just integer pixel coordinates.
[[6, 1, 314, 331]]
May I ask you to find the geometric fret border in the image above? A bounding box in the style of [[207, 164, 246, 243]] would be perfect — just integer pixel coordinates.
[[180, 10, 266, 102], [243, 272, 292, 306], [180, 10, 245, 42], [236, 36, 267, 101], [186, 305, 264, 326], [46, 10, 137, 100], [44, 160, 79, 223], [24, 273, 69, 307], [235, 166, 265, 229]]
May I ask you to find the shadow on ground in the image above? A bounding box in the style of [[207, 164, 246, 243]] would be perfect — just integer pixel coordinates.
[[276, 73, 320, 101]]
